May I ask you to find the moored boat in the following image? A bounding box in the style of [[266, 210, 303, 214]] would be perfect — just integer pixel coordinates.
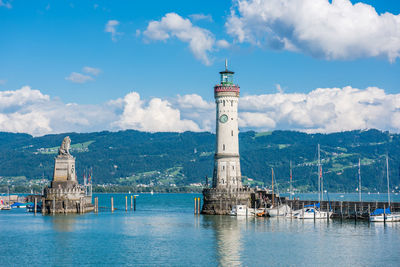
[[230, 205, 264, 216], [267, 204, 292, 217], [291, 203, 332, 219], [369, 208, 400, 222]]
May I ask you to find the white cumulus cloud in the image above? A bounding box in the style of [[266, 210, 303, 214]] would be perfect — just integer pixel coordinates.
[[116, 92, 201, 132], [83, 66, 101, 76], [2, 85, 400, 136], [227, 0, 400, 62], [189, 14, 213, 22], [143, 13, 216, 65], [239, 86, 400, 133], [105, 20, 122, 41], [65, 72, 94, 83], [216, 39, 230, 49]]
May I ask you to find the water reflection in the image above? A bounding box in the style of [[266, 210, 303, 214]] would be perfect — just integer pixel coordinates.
[[204, 215, 247, 267], [49, 214, 79, 232]]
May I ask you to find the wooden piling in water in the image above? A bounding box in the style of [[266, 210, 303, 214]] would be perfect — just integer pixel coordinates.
[[94, 197, 98, 213], [111, 197, 114, 213], [368, 203, 370, 223], [125, 196, 128, 212], [302, 203, 304, 219], [384, 204, 386, 224], [198, 198, 200, 214], [354, 203, 357, 222], [313, 204, 316, 222], [194, 198, 197, 214], [52, 198, 55, 215], [34, 197, 37, 214], [340, 201, 343, 221], [42, 197, 45, 215], [327, 203, 329, 223], [134, 196, 136, 211], [131, 195, 133, 211]]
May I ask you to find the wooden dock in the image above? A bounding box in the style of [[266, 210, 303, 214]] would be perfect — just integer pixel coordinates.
[[284, 199, 400, 219]]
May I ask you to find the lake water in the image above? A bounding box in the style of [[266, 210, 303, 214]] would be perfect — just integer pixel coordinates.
[[1, 193, 400, 266]]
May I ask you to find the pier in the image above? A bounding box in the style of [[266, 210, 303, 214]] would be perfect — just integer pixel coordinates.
[[283, 199, 400, 219]]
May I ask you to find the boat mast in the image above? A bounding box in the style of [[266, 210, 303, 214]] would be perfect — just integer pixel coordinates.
[[272, 167, 275, 207], [318, 144, 321, 203], [358, 158, 362, 202], [386, 154, 391, 208], [290, 161, 293, 200]]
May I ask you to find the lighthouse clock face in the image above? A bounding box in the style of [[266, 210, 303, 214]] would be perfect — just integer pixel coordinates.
[[219, 114, 228, 123]]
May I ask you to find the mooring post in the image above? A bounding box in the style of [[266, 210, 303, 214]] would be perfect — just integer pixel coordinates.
[[313, 203, 316, 222], [384, 204, 386, 224], [34, 197, 37, 214], [302, 202, 304, 219], [42, 197, 45, 215], [111, 197, 114, 213], [134, 195, 136, 211], [340, 201, 343, 221], [368, 203, 371, 224], [198, 198, 201, 214], [327, 203, 330, 222], [354, 203, 357, 223], [52, 197, 55, 215], [94, 197, 98, 213], [194, 197, 197, 214], [131, 195, 133, 211], [347, 204, 350, 219], [125, 196, 128, 212]]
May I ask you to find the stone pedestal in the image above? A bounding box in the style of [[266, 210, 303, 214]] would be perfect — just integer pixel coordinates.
[[42, 137, 93, 214], [202, 187, 253, 215], [53, 156, 76, 182]]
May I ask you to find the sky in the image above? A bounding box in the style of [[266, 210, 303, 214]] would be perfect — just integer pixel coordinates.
[[1, 0, 400, 136]]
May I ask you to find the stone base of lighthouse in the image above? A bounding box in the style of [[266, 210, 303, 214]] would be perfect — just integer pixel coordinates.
[[201, 187, 254, 215]]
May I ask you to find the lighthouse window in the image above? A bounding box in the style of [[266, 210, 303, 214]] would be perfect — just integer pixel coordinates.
[[222, 166, 225, 170], [231, 101, 233, 107], [223, 144, 225, 151], [223, 100, 225, 107], [231, 130, 233, 136], [232, 166, 234, 170]]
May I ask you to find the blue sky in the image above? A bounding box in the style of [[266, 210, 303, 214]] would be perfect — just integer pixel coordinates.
[[1, 0, 400, 135]]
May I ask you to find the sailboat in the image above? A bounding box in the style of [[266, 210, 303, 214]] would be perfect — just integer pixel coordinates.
[[370, 154, 400, 222], [290, 144, 332, 219], [267, 167, 292, 217]]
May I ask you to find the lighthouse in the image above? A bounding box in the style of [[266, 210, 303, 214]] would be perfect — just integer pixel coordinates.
[[202, 60, 252, 215], [213, 60, 242, 189]]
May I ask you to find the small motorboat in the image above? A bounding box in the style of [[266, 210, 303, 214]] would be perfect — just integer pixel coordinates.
[[11, 202, 27, 209], [26, 202, 42, 212], [230, 205, 264, 217], [291, 203, 332, 219]]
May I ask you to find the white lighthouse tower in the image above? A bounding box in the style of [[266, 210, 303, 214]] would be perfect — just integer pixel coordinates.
[[213, 60, 242, 189], [202, 60, 252, 215]]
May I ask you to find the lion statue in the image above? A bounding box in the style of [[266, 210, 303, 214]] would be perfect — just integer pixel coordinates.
[[58, 136, 71, 156]]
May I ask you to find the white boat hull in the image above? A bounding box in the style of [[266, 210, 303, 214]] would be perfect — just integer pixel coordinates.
[[267, 204, 292, 217], [292, 208, 332, 219], [370, 213, 400, 222], [230, 205, 264, 217]]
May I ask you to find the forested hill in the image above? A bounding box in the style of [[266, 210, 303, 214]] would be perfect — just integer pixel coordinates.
[[0, 129, 399, 193]]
